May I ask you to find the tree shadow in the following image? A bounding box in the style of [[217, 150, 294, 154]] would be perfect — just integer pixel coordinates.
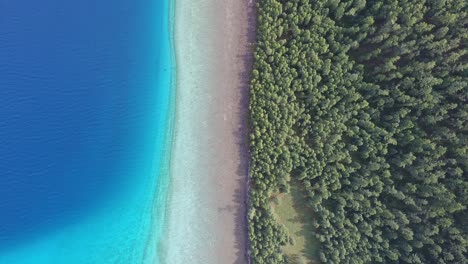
[[216, 0, 258, 263]]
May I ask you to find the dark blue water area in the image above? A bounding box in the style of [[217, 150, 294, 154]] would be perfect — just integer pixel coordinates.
[[0, 0, 170, 251]]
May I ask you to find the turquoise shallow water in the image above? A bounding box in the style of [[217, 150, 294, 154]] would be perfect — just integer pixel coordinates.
[[0, 0, 173, 263]]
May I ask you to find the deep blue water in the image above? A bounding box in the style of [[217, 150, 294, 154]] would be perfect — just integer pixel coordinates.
[[0, 0, 173, 263]]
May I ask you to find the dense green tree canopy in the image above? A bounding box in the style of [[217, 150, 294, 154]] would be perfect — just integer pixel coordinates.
[[248, 0, 467, 263]]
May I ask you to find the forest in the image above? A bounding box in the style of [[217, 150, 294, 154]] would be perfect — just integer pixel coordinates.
[[248, 0, 467, 263]]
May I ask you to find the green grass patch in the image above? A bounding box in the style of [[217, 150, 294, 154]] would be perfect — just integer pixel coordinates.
[[270, 185, 320, 264]]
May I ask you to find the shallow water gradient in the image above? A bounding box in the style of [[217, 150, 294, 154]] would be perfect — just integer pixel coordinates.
[[0, 0, 172, 263]]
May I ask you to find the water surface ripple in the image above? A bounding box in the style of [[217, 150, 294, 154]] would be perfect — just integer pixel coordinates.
[[0, 0, 173, 263]]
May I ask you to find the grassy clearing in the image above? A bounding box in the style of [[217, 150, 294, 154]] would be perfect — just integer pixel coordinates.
[[270, 185, 320, 264]]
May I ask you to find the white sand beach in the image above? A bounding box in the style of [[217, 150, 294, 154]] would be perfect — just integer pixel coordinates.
[[162, 0, 255, 263]]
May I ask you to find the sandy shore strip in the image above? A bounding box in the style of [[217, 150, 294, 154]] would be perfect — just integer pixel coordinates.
[[162, 0, 255, 263]]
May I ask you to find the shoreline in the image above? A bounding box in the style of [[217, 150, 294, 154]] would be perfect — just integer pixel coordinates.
[[162, 0, 256, 263], [140, 0, 179, 261]]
